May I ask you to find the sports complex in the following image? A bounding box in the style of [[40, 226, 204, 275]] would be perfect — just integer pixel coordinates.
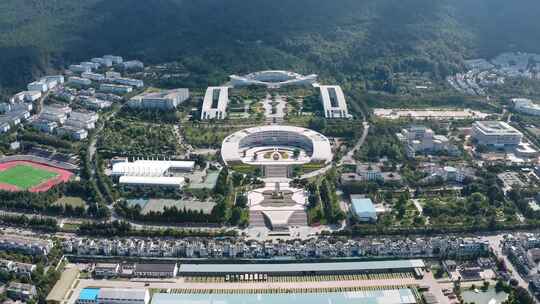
[[0, 158, 73, 192]]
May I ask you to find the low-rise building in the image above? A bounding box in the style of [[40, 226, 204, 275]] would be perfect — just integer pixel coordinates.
[[31, 119, 58, 133], [12, 102, 33, 112], [69, 76, 92, 86], [92, 57, 113, 67], [65, 110, 99, 130], [350, 195, 377, 222], [81, 61, 100, 70], [472, 121, 523, 147], [122, 60, 144, 70], [0, 103, 11, 113], [133, 263, 177, 278], [94, 263, 120, 278], [512, 98, 540, 116], [82, 72, 106, 82], [128, 89, 189, 110], [0, 235, 53, 255], [27, 81, 48, 92], [6, 282, 37, 301], [100, 84, 133, 94], [396, 126, 451, 157], [103, 55, 123, 64], [0, 260, 36, 277], [81, 97, 113, 110], [0, 119, 11, 133], [40, 112, 67, 124], [76, 288, 100, 304], [111, 77, 144, 88], [42, 75, 65, 88], [98, 288, 150, 304], [11, 91, 42, 103], [69, 64, 92, 74], [105, 71, 121, 79], [57, 126, 89, 141]]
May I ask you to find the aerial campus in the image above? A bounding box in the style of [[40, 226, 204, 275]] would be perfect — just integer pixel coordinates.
[[1, 51, 540, 304]]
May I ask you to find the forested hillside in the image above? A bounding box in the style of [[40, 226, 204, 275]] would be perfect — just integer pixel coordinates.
[[1, 0, 539, 93]]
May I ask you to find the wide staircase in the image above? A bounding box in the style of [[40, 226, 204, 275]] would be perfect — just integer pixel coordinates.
[[249, 211, 267, 228], [287, 211, 308, 227], [264, 165, 288, 178]]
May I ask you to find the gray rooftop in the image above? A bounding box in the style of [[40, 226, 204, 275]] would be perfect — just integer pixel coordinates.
[[98, 288, 147, 301], [152, 289, 417, 304], [134, 263, 176, 273], [179, 259, 425, 274]]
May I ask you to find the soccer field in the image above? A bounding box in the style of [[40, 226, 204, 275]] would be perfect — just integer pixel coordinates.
[[0, 164, 59, 190]]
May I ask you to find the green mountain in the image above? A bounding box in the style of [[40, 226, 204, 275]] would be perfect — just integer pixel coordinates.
[[1, 0, 539, 93]]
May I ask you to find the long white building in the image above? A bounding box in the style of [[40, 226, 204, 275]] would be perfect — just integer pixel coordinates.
[[128, 89, 189, 110], [201, 87, 229, 120], [472, 121, 523, 147], [513, 98, 540, 116], [230, 70, 317, 88], [319, 85, 351, 119], [111, 159, 195, 188]]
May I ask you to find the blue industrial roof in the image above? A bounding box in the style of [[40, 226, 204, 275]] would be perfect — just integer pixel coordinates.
[[152, 289, 417, 304], [179, 260, 425, 274], [79, 288, 100, 301], [351, 196, 376, 214]]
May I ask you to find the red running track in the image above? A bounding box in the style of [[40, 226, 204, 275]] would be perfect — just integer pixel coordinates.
[[0, 160, 73, 193]]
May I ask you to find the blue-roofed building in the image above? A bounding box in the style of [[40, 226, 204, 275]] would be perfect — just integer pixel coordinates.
[[350, 195, 377, 222], [77, 288, 100, 304]]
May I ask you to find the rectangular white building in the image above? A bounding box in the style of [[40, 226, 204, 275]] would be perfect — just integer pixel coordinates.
[[69, 64, 92, 74], [122, 60, 144, 70], [105, 71, 121, 79], [128, 89, 189, 110], [97, 289, 149, 304], [396, 126, 450, 157], [56, 126, 88, 141], [472, 121, 523, 147], [81, 61, 100, 70], [11, 91, 42, 103], [92, 57, 113, 67], [319, 85, 351, 119], [69, 77, 92, 86], [100, 84, 132, 94], [82, 72, 105, 82], [31, 119, 58, 133], [201, 87, 229, 120], [513, 98, 540, 116], [27, 81, 48, 93], [103, 55, 123, 64], [111, 77, 144, 88]]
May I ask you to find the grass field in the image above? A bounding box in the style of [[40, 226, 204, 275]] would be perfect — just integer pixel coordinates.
[[0, 164, 58, 190], [55, 196, 86, 208]]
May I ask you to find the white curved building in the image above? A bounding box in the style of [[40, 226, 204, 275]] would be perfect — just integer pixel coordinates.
[[230, 70, 318, 88], [221, 125, 332, 166]]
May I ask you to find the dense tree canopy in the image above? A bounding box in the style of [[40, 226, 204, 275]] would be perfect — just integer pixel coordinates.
[[1, 0, 540, 93]]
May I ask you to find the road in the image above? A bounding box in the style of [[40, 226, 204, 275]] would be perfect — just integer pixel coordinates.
[[485, 234, 535, 302], [340, 121, 370, 165]]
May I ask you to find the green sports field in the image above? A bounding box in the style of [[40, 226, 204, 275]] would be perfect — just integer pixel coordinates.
[[0, 164, 58, 190]]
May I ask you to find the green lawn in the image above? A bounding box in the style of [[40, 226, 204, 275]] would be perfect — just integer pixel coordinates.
[[0, 165, 58, 190], [55, 196, 86, 208]]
